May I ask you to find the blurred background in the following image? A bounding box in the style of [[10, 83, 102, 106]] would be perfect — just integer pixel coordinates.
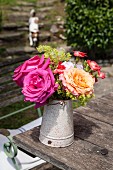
[[1, 0, 113, 67], [0, 0, 66, 63]]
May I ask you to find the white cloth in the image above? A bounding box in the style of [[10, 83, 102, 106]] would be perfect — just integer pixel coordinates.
[[29, 17, 39, 33], [0, 117, 46, 170]]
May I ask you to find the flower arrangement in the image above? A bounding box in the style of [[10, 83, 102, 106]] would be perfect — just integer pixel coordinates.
[[13, 45, 105, 108]]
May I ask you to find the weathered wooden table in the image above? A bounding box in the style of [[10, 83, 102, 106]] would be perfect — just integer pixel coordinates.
[[14, 92, 113, 170]]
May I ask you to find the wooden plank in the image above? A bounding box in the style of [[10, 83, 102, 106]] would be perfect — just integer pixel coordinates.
[[86, 99, 113, 120], [74, 106, 113, 125], [87, 97, 113, 110], [0, 55, 30, 68], [0, 82, 18, 93], [0, 88, 21, 100], [102, 92, 113, 100], [97, 97, 113, 106], [0, 63, 20, 76], [0, 75, 12, 84], [73, 112, 113, 152], [14, 126, 113, 170], [0, 95, 23, 108], [73, 92, 113, 124]]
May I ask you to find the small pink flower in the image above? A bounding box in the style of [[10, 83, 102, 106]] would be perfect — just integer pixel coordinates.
[[98, 71, 106, 79], [74, 51, 87, 58], [87, 60, 101, 71], [13, 55, 45, 87]]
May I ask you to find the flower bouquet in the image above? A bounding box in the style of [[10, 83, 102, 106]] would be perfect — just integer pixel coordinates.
[[13, 45, 105, 108], [13, 45, 105, 147]]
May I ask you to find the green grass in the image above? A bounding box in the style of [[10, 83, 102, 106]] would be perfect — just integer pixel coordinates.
[[0, 0, 38, 5], [0, 109, 38, 129], [27, 0, 38, 2], [0, 100, 44, 129], [0, 101, 38, 129], [1, 0, 16, 5]]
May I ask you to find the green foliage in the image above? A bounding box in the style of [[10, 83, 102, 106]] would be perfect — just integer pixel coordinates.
[[73, 93, 94, 109], [65, 0, 113, 58], [0, 0, 37, 5], [37, 45, 71, 68], [1, 0, 16, 5]]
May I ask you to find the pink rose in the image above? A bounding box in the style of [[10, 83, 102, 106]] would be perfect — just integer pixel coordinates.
[[22, 58, 58, 108], [87, 60, 101, 71], [13, 55, 45, 87]]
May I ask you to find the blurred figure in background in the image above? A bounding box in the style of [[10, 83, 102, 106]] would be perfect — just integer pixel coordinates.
[[29, 9, 39, 47]]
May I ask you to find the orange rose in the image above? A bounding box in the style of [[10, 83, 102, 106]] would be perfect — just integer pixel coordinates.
[[59, 68, 94, 96]]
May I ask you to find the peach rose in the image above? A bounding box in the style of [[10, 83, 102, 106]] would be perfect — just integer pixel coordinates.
[[59, 68, 94, 96]]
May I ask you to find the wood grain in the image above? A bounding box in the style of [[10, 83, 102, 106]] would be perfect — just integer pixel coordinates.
[[14, 92, 113, 170]]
